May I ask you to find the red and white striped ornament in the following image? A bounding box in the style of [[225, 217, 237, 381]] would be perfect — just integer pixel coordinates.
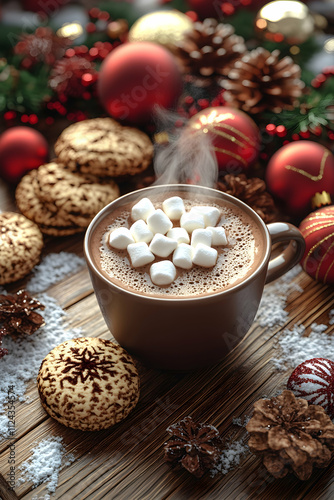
[[299, 206, 334, 284], [287, 358, 334, 417]]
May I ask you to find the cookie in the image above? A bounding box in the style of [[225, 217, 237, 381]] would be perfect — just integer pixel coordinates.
[[0, 212, 43, 284], [54, 117, 153, 177], [34, 162, 120, 227], [37, 337, 140, 431], [16, 170, 83, 236], [16, 163, 120, 235]]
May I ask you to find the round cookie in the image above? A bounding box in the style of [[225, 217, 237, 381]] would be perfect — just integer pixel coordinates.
[[33, 162, 120, 227], [16, 164, 120, 235], [0, 212, 43, 284], [15, 170, 83, 236], [37, 337, 140, 431], [54, 117, 153, 177]]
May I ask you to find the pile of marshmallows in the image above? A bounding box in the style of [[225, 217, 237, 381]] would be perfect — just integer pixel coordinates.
[[108, 196, 228, 286]]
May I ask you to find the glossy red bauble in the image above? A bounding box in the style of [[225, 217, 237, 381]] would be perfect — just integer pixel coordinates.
[[22, 0, 68, 13], [187, 106, 261, 173], [299, 205, 334, 284], [98, 42, 183, 126], [265, 141, 334, 217], [0, 127, 48, 184], [186, 0, 222, 18], [287, 358, 334, 417]]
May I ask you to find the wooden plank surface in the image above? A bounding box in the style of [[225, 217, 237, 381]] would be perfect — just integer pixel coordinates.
[[1, 178, 334, 500]]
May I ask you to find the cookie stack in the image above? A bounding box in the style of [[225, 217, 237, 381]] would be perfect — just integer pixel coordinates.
[[15, 118, 154, 236]]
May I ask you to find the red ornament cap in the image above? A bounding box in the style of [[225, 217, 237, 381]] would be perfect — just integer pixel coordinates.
[[299, 206, 334, 284], [287, 358, 334, 418], [187, 106, 260, 173], [265, 141, 334, 217]]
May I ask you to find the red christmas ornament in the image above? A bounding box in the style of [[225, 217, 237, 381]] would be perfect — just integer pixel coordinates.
[[98, 42, 183, 126], [265, 141, 334, 217], [287, 358, 334, 418], [21, 0, 68, 14], [186, 0, 222, 18], [187, 106, 261, 173], [0, 127, 48, 184], [299, 206, 334, 284]]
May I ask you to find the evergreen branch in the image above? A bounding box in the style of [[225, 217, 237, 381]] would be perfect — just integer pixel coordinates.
[[261, 91, 334, 134]]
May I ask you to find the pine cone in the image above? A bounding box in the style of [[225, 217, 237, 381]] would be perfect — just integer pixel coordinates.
[[0, 290, 45, 336], [175, 19, 246, 88], [223, 48, 304, 114], [216, 174, 279, 223], [246, 390, 334, 481], [164, 416, 222, 477]]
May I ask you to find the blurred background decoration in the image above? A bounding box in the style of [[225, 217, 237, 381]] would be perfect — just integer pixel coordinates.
[[0, 0, 333, 144]]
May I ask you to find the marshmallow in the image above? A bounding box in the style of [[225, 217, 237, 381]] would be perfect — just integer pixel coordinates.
[[108, 227, 134, 250], [147, 209, 173, 234], [167, 227, 190, 245], [173, 243, 193, 270], [207, 226, 228, 246], [127, 242, 155, 268], [191, 228, 212, 248], [193, 206, 220, 227], [130, 220, 154, 243], [162, 196, 185, 220], [149, 234, 178, 258], [192, 243, 218, 268], [180, 209, 205, 233], [150, 260, 176, 286], [131, 197, 155, 221]]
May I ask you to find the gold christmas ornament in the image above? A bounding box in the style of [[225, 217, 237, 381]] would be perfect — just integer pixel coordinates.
[[128, 10, 193, 52], [255, 0, 315, 45]]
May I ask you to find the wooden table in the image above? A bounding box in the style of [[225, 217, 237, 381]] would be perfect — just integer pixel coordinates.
[[1, 177, 334, 500]]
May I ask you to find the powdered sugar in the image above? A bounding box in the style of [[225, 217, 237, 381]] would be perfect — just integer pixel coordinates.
[[0, 292, 81, 428], [272, 322, 334, 371], [18, 436, 75, 493], [211, 439, 249, 476], [256, 265, 303, 328], [26, 252, 86, 293], [329, 309, 334, 325], [232, 415, 250, 427]]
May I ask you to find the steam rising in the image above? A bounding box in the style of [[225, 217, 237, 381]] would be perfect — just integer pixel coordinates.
[[153, 108, 219, 188]]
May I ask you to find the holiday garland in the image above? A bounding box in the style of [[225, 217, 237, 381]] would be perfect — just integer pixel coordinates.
[[0, 1, 333, 148]]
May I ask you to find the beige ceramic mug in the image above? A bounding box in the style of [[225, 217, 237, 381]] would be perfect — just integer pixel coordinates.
[[84, 184, 305, 371]]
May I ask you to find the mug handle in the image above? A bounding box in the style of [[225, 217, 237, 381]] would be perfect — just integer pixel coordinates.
[[266, 223, 306, 284]]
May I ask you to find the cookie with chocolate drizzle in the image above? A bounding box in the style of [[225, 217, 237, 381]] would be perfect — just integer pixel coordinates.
[[37, 337, 140, 431]]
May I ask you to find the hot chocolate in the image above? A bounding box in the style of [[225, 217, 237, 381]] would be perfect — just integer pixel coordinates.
[[85, 184, 304, 369], [91, 189, 266, 298]]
